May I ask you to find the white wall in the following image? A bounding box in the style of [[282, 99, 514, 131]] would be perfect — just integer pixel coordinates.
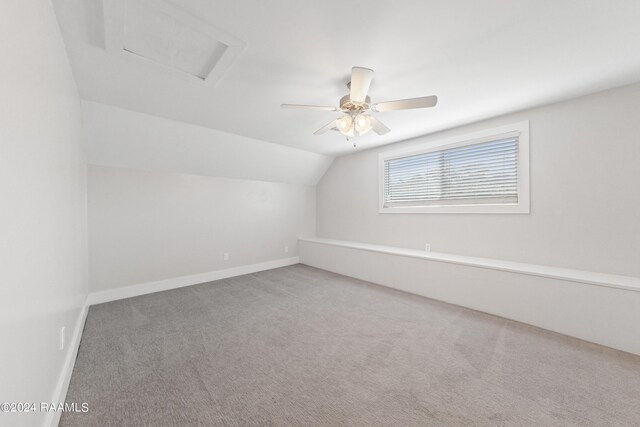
[[88, 166, 315, 292], [317, 83, 640, 277], [0, 1, 87, 426]]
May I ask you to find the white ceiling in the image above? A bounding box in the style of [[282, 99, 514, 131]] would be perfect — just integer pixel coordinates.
[[53, 0, 640, 156]]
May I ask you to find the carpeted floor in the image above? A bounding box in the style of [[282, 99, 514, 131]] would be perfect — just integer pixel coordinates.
[[61, 264, 640, 426]]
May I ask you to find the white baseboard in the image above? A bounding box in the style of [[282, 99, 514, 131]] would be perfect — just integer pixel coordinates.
[[46, 302, 89, 427], [87, 257, 300, 305]]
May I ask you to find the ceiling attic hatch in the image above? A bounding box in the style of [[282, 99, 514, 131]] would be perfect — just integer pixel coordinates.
[[103, 0, 245, 85], [123, 1, 229, 80]]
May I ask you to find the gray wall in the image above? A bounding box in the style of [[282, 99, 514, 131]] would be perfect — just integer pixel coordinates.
[[0, 1, 87, 425], [317, 83, 640, 277], [88, 166, 315, 292]]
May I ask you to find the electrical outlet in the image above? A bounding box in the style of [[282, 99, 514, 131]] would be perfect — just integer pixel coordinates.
[[59, 326, 66, 351], [284, 245, 289, 253], [425, 243, 431, 252], [223, 253, 229, 261]]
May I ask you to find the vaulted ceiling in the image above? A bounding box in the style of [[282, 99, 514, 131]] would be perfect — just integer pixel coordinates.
[[53, 0, 640, 156]]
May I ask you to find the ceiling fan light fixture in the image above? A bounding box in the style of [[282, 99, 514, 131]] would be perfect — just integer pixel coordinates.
[[281, 66, 438, 142]]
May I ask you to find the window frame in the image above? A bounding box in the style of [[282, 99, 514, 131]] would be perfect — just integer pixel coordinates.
[[378, 121, 530, 214]]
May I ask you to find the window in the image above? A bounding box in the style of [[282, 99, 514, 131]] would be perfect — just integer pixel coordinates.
[[379, 121, 529, 214]]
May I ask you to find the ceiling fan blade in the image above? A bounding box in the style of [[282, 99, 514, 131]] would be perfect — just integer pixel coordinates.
[[372, 95, 438, 112], [369, 116, 390, 135], [349, 67, 374, 103], [313, 119, 338, 135], [281, 104, 340, 111]]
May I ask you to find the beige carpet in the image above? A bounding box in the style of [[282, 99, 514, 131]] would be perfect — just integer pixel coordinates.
[[61, 264, 640, 426]]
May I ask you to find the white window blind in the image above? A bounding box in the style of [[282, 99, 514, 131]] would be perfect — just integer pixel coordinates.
[[383, 137, 519, 208]]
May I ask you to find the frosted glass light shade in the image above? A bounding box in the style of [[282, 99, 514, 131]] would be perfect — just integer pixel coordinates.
[[354, 114, 372, 135], [338, 115, 354, 136]]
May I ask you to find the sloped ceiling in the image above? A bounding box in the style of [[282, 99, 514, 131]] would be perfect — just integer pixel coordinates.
[[82, 101, 333, 186], [54, 0, 640, 156]]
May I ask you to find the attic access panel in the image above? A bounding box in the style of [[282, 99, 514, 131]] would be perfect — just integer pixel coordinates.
[[103, 0, 245, 86]]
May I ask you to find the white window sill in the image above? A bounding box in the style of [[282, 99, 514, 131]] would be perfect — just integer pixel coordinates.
[[379, 203, 530, 214]]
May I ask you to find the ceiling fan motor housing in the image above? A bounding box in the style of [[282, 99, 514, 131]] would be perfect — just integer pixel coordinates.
[[340, 94, 371, 112]]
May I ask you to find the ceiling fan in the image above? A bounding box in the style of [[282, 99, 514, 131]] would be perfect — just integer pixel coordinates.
[[281, 66, 437, 145]]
